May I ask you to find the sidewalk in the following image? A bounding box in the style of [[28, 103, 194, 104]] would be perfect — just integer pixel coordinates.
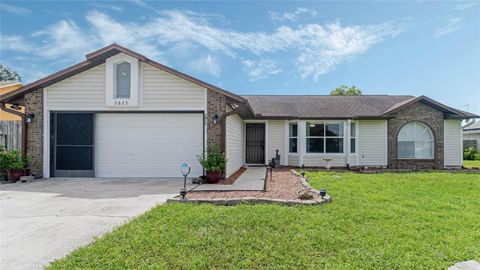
[[192, 167, 266, 191]]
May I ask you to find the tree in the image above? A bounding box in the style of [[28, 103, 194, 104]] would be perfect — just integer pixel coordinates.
[[0, 64, 21, 82], [330, 85, 362, 96]]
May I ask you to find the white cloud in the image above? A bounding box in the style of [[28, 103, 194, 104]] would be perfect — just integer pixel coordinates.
[[189, 55, 220, 77], [435, 16, 461, 38], [455, 2, 476, 10], [127, 0, 147, 8], [91, 3, 123, 12], [33, 20, 93, 59], [0, 3, 31, 15], [269, 8, 318, 22], [3, 9, 404, 81], [0, 35, 33, 52], [242, 59, 283, 81]]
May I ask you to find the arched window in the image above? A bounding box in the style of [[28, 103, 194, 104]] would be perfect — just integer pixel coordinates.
[[116, 62, 131, 98], [397, 122, 434, 159]]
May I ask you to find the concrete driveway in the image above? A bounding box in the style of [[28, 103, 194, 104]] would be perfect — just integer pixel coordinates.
[[0, 178, 191, 270]]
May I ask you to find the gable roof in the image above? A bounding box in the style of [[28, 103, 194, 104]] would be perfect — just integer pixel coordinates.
[[380, 95, 475, 118], [0, 43, 245, 104], [243, 95, 479, 119]]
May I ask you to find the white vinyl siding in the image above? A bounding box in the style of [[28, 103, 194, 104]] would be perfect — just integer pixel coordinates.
[[303, 155, 347, 167], [46, 63, 206, 111], [267, 120, 286, 165], [358, 120, 387, 166], [46, 64, 106, 110], [288, 154, 299, 166], [444, 119, 462, 167], [142, 63, 206, 110], [95, 113, 203, 177], [226, 114, 245, 177]]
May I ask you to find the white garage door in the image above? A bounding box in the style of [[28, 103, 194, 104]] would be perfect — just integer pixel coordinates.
[[95, 113, 204, 177]]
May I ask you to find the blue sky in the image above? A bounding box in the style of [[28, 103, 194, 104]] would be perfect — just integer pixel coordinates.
[[1, 1, 479, 115]]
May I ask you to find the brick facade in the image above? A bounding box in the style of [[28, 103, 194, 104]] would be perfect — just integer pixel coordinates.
[[206, 89, 226, 149], [25, 89, 44, 178], [387, 102, 444, 169]]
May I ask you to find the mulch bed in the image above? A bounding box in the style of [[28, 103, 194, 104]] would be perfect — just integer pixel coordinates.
[[185, 167, 320, 201], [216, 167, 247, 185]]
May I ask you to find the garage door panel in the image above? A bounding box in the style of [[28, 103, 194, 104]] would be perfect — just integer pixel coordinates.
[[95, 113, 204, 177]]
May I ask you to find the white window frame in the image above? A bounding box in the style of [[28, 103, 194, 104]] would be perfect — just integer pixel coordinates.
[[106, 53, 140, 107], [305, 121, 345, 154], [350, 122, 357, 154], [397, 121, 434, 160], [288, 122, 298, 153], [115, 62, 131, 99]]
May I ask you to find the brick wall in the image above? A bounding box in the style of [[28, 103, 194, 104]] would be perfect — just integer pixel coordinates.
[[25, 89, 44, 178], [387, 102, 444, 169], [207, 89, 226, 150]]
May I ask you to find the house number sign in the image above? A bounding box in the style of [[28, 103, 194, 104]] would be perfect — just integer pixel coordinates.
[[114, 100, 129, 106]]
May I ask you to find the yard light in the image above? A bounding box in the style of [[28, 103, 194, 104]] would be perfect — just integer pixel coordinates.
[[180, 163, 191, 199], [212, 114, 219, 124], [319, 189, 327, 199]]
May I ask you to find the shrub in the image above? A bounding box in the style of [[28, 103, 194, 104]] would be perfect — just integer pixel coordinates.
[[463, 147, 480, 161], [197, 145, 227, 173], [0, 148, 30, 170]]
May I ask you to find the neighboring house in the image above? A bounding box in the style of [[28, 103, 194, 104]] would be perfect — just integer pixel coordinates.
[[463, 121, 480, 149], [0, 82, 24, 150], [0, 82, 23, 120], [0, 44, 477, 178]]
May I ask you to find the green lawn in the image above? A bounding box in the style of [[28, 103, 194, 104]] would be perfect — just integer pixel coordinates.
[[48, 172, 480, 270], [464, 160, 480, 169]]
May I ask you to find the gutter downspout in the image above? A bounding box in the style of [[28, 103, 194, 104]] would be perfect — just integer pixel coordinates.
[[1, 103, 27, 156]]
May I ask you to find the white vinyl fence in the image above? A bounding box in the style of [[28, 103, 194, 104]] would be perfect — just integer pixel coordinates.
[[0, 121, 22, 150]]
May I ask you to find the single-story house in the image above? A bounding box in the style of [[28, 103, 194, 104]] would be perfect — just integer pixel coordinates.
[[1, 44, 478, 178], [463, 121, 480, 149]]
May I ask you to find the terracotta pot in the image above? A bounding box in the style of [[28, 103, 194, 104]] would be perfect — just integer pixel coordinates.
[[206, 171, 222, 184], [7, 169, 27, 183]]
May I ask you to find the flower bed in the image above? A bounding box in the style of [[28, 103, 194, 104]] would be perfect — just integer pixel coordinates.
[[168, 168, 331, 205]]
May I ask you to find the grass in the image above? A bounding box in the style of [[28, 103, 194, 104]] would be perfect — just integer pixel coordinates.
[[48, 172, 480, 270], [464, 160, 480, 169]]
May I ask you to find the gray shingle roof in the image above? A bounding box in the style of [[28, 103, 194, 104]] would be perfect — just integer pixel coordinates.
[[242, 95, 415, 118], [463, 121, 480, 130]]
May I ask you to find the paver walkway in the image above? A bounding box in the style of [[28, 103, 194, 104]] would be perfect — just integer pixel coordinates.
[[193, 167, 266, 191]]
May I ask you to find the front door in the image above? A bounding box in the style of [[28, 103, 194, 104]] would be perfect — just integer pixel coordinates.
[[245, 123, 265, 164], [51, 112, 94, 177]]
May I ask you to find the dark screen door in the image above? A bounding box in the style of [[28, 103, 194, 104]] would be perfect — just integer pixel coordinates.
[[52, 112, 94, 177], [246, 123, 265, 164]]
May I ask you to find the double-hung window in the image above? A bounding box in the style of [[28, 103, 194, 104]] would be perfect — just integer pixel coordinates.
[[306, 122, 344, 153], [350, 122, 356, 153], [289, 123, 298, 153]]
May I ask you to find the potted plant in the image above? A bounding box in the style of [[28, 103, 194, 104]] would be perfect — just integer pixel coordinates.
[[0, 148, 30, 183], [197, 145, 227, 184]]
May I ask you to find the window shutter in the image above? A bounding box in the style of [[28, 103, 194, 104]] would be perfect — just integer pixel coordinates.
[[116, 62, 131, 98]]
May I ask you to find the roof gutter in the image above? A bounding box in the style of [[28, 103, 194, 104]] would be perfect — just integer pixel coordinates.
[[1, 103, 27, 156]]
